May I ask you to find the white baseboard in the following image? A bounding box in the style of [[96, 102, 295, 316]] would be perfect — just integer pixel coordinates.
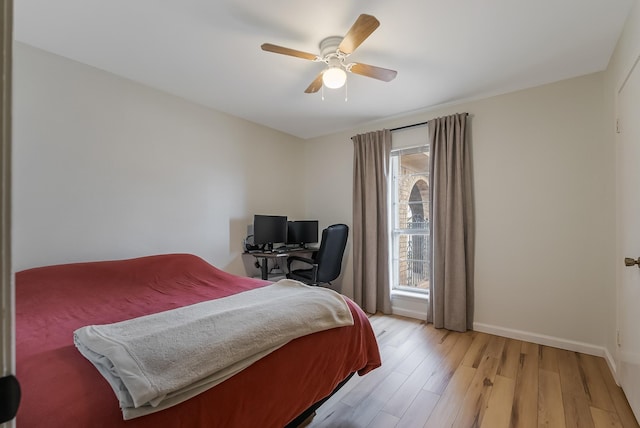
[[603, 347, 620, 385], [475, 322, 620, 384], [391, 307, 427, 320], [473, 322, 609, 359], [381, 315, 620, 384], [390, 292, 428, 320]]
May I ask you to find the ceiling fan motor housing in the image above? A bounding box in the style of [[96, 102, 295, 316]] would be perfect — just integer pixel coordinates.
[[319, 36, 344, 58]]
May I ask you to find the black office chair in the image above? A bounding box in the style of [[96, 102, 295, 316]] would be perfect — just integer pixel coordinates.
[[286, 224, 349, 286]]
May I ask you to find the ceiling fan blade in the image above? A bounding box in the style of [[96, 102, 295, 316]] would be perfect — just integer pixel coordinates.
[[338, 14, 380, 54], [304, 73, 324, 93], [349, 63, 397, 82], [261, 43, 318, 61]]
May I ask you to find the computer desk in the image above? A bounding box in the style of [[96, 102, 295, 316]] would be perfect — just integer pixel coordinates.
[[247, 247, 316, 280]]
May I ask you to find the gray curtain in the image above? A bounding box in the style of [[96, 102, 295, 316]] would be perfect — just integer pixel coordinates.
[[352, 129, 392, 314], [427, 113, 474, 332]]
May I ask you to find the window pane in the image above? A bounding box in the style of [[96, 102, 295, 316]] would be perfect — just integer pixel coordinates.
[[392, 231, 430, 291], [394, 152, 429, 229]]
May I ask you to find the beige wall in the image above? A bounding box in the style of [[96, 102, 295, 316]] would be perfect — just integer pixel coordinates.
[[12, 43, 306, 274], [305, 72, 613, 351]]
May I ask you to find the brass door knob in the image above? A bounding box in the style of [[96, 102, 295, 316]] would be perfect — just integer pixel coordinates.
[[624, 257, 640, 267]]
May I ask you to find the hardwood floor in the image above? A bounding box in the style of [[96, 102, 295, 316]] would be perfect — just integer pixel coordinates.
[[306, 314, 640, 428]]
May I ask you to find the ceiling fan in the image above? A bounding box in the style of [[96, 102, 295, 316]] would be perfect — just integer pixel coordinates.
[[261, 14, 397, 94]]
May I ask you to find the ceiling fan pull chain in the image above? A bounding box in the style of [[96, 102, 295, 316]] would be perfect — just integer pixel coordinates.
[[321, 84, 325, 101], [345, 80, 348, 102]]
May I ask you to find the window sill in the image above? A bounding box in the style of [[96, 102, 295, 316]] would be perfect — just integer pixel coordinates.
[[391, 289, 429, 300]]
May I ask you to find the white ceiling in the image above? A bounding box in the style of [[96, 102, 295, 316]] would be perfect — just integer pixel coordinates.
[[14, 0, 634, 139]]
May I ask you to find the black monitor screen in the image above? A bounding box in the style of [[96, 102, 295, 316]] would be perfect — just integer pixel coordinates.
[[253, 215, 287, 249], [287, 220, 319, 245]]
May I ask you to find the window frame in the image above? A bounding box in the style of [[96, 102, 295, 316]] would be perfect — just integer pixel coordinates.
[[389, 145, 430, 296]]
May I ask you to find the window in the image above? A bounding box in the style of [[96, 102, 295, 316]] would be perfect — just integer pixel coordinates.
[[390, 146, 430, 295]]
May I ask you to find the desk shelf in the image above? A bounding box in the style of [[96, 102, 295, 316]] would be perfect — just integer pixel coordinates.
[[243, 248, 315, 280]]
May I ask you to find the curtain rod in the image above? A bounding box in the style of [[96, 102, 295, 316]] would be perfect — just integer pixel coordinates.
[[390, 121, 428, 132], [390, 113, 469, 132]]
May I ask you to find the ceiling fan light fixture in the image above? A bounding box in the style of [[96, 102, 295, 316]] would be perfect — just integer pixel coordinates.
[[322, 67, 347, 89]]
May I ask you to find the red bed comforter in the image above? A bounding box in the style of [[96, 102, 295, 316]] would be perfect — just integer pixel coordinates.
[[16, 253, 380, 427]]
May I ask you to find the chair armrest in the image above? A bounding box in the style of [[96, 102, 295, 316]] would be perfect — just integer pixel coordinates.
[[286, 255, 315, 271]]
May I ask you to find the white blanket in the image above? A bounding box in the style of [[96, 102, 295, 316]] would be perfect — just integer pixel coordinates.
[[73, 279, 353, 419]]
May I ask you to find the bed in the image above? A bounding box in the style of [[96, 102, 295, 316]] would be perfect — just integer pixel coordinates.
[[16, 253, 381, 427]]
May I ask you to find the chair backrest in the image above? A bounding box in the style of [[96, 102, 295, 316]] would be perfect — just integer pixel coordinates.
[[314, 224, 349, 284]]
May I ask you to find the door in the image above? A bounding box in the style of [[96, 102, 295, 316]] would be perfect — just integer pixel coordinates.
[[617, 54, 640, 421]]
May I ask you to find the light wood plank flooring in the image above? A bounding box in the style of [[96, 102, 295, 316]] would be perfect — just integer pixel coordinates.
[[305, 314, 640, 428]]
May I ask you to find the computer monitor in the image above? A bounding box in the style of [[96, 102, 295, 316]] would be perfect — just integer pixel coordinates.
[[253, 215, 287, 251], [287, 220, 319, 247]]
